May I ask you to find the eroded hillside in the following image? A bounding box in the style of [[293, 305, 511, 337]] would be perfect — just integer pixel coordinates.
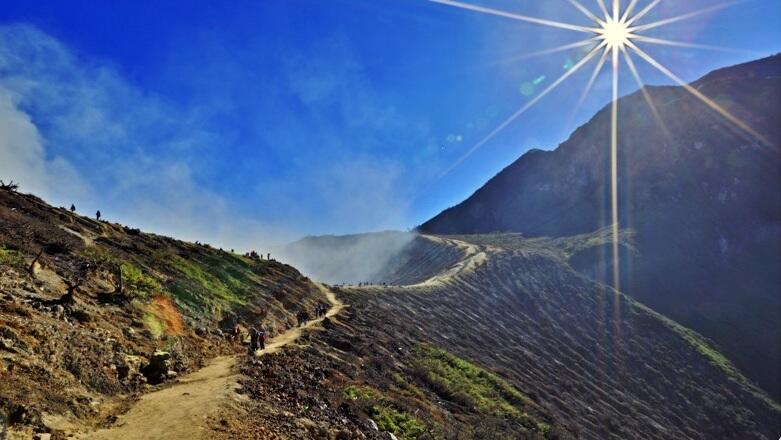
[[0, 188, 326, 438], [208, 232, 780, 439]]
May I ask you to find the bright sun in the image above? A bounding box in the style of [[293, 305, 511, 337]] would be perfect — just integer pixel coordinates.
[[600, 18, 631, 49], [429, 0, 765, 293]]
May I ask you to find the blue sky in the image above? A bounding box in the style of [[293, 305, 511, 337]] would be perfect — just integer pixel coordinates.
[[0, 0, 779, 248]]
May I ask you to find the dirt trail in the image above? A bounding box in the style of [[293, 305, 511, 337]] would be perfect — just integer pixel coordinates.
[[80, 285, 344, 440]]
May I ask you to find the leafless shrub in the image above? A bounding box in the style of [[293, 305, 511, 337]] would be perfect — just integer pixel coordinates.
[[0, 180, 19, 191]]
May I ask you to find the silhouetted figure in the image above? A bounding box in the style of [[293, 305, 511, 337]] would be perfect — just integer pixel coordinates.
[[96, 210, 101, 221], [267, 253, 271, 260], [249, 327, 259, 353], [70, 204, 76, 212]]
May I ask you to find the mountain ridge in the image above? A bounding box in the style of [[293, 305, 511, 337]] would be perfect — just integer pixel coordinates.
[[419, 54, 781, 399]]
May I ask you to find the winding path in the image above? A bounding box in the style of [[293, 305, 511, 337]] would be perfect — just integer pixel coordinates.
[[80, 285, 344, 440]]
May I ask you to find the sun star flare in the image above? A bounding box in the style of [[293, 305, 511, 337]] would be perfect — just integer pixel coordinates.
[[429, 0, 763, 298]]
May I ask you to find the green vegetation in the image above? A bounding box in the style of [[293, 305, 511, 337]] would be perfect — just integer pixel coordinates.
[[143, 312, 166, 339], [121, 262, 162, 299], [0, 245, 25, 268], [630, 301, 781, 411], [163, 253, 253, 317], [81, 246, 116, 265], [371, 406, 427, 439], [391, 372, 427, 400], [344, 385, 427, 440], [344, 384, 383, 401], [415, 345, 548, 433]]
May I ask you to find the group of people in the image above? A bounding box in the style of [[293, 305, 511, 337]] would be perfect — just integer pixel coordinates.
[[248, 326, 267, 353], [245, 303, 331, 354], [67, 204, 102, 222], [295, 310, 311, 327], [295, 303, 329, 327]]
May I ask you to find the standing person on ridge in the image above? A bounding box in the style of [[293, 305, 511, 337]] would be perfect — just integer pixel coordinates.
[[96, 210, 101, 221]]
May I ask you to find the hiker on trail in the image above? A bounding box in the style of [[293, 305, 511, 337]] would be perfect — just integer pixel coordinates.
[[70, 204, 76, 212], [96, 210, 101, 221], [249, 327, 259, 353], [258, 326, 267, 350], [298, 310, 309, 327]]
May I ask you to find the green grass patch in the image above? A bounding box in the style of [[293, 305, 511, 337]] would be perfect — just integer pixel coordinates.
[[391, 372, 427, 400], [415, 345, 548, 433], [0, 245, 25, 268], [81, 246, 116, 265], [120, 262, 163, 299], [163, 253, 251, 318], [344, 384, 383, 401], [344, 385, 427, 440], [143, 312, 166, 339], [370, 406, 427, 439], [630, 301, 781, 411]]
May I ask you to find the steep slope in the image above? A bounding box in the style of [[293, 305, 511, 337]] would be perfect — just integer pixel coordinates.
[[0, 188, 327, 437], [333, 234, 779, 439], [246, 232, 779, 438], [419, 55, 781, 398]]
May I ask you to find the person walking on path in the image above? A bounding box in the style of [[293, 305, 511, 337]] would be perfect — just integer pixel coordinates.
[[258, 326, 267, 350], [248, 327, 259, 354]]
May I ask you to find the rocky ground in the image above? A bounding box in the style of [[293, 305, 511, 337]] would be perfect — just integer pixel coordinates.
[[211, 305, 568, 440], [2, 187, 779, 439], [0, 188, 325, 438]]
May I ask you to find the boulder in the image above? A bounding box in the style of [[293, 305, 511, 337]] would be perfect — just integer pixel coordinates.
[[116, 354, 145, 384], [140, 350, 172, 384]]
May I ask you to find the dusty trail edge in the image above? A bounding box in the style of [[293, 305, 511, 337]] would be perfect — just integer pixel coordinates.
[[78, 284, 345, 440]]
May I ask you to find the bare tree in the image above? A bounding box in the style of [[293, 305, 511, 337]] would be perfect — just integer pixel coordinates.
[[0, 180, 19, 191], [61, 279, 82, 307], [27, 249, 44, 278]]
